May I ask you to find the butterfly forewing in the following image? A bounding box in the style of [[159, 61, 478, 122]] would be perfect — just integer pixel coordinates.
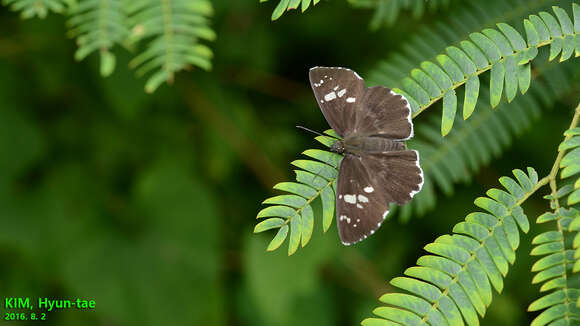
[[336, 150, 423, 245], [309, 67, 365, 137], [354, 86, 413, 140]]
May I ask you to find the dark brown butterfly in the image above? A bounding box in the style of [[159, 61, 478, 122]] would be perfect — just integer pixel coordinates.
[[309, 66, 423, 245]]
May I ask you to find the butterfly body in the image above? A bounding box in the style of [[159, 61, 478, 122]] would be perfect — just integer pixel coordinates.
[[331, 136, 406, 156], [309, 66, 424, 245]]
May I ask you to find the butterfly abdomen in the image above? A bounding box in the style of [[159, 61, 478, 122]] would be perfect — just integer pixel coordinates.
[[344, 136, 405, 155]]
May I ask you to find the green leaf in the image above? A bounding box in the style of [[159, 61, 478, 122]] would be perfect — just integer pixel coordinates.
[[446, 46, 477, 75], [540, 11, 564, 61], [490, 61, 505, 108], [291, 159, 337, 180], [497, 23, 526, 51], [569, 189, 580, 205], [412, 69, 442, 98], [463, 76, 479, 119], [267, 225, 289, 251], [564, 128, 580, 136], [531, 242, 564, 256], [561, 164, 580, 179], [271, 0, 289, 20], [517, 63, 531, 95], [302, 149, 342, 168], [524, 19, 540, 47], [273, 182, 317, 198], [361, 318, 400, 326], [537, 212, 559, 223], [460, 40, 489, 69], [553, 6, 574, 35], [483, 28, 514, 57], [402, 77, 431, 106], [529, 15, 551, 42], [504, 55, 518, 102], [499, 176, 525, 199], [512, 169, 533, 192], [257, 205, 296, 218], [300, 205, 314, 247], [559, 137, 580, 151], [470, 32, 502, 62], [437, 54, 464, 84], [321, 185, 335, 233], [288, 213, 302, 255], [474, 197, 508, 217], [441, 89, 457, 136], [372, 306, 423, 325], [511, 206, 530, 233], [254, 218, 285, 233], [263, 195, 307, 208], [533, 231, 563, 245], [421, 61, 453, 90]]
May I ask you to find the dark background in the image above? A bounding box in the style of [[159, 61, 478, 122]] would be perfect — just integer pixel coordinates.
[[0, 0, 579, 325]]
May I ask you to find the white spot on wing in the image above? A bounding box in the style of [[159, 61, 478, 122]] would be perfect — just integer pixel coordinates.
[[346, 97, 356, 103], [382, 210, 389, 219], [358, 195, 369, 203], [356, 204, 363, 208], [344, 194, 356, 204], [337, 89, 347, 97], [364, 186, 374, 193], [324, 92, 337, 101], [333, 86, 339, 91], [409, 150, 424, 198], [338, 195, 343, 199]]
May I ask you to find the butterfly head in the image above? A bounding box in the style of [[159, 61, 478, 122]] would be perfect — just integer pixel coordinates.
[[330, 140, 345, 154]]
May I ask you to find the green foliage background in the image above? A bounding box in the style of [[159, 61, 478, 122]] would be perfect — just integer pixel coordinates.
[[0, 0, 579, 325]]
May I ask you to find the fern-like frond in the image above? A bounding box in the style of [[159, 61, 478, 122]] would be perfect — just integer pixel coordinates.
[[126, 0, 216, 93], [261, 0, 320, 21], [348, 0, 452, 30], [399, 64, 577, 221], [568, 212, 580, 308], [67, 0, 129, 77], [363, 168, 538, 326], [560, 127, 580, 206], [529, 208, 580, 325], [2, 0, 73, 18], [529, 112, 580, 323], [367, 0, 563, 86], [565, 127, 580, 306], [255, 130, 341, 255], [384, 4, 578, 136]]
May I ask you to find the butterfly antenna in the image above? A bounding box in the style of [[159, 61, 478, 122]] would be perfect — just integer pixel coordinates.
[[296, 125, 327, 137], [295, 126, 334, 185]]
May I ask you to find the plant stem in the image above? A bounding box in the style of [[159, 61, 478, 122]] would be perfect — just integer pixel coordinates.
[[516, 102, 580, 206]]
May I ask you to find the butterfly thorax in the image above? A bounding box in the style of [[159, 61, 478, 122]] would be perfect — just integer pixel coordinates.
[[332, 135, 405, 156]]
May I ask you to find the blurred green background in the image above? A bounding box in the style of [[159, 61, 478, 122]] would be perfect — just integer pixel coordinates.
[[0, 0, 579, 325]]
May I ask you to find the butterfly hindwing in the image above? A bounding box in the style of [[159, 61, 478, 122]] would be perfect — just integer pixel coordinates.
[[336, 150, 423, 245], [355, 86, 413, 140], [309, 67, 365, 137], [336, 155, 388, 245]]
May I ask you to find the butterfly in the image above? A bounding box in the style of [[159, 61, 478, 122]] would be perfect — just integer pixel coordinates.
[[309, 66, 424, 245]]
